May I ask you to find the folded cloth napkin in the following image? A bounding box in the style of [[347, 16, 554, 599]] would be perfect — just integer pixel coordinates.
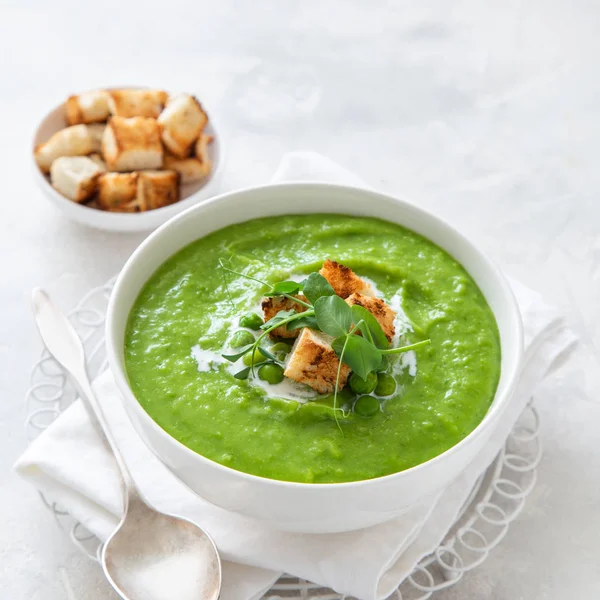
[[16, 153, 577, 600]]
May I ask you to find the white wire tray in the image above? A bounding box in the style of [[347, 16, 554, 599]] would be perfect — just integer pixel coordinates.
[[25, 279, 542, 600]]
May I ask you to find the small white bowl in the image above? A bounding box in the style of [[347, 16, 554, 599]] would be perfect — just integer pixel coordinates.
[[106, 183, 523, 533], [32, 92, 224, 232]]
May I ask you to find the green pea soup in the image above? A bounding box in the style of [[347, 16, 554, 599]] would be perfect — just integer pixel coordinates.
[[124, 215, 501, 483]]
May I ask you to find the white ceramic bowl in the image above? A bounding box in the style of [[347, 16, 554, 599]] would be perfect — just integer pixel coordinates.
[[32, 92, 224, 232], [106, 183, 523, 533]]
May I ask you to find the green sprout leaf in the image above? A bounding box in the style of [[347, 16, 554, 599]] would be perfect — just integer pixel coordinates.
[[233, 366, 251, 380], [350, 305, 389, 349], [261, 309, 296, 330], [332, 334, 382, 379], [255, 345, 282, 364], [222, 343, 255, 362], [314, 295, 353, 337], [287, 314, 319, 331], [302, 272, 336, 304], [264, 280, 303, 297]]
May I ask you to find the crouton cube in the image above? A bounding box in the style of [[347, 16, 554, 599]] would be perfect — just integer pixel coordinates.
[[101, 117, 163, 172], [345, 293, 396, 343], [65, 90, 110, 125], [88, 153, 107, 171], [261, 294, 308, 338], [34, 124, 99, 173], [164, 155, 210, 183], [97, 172, 140, 212], [50, 156, 102, 202], [107, 89, 168, 118], [136, 170, 180, 211], [319, 259, 374, 299], [158, 94, 208, 158], [284, 328, 351, 394]]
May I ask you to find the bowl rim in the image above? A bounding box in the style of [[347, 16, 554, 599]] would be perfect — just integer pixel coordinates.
[[106, 181, 524, 489], [31, 88, 224, 228]]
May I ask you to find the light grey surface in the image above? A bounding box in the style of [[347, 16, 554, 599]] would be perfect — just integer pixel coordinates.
[[1, 1, 599, 598]]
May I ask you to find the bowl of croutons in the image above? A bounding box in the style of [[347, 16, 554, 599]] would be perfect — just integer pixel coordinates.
[[33, 87, 222, 232]]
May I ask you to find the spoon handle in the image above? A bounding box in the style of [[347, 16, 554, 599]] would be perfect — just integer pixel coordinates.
[[31, 288, 137, 500]]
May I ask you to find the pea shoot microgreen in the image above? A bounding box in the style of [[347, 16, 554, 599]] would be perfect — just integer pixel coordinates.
[[314, 295, 352, 337], [286, 314, 319, 331], [260, 309, 297, 330], [264, 280, 304, 297], [233, 366, 252, 380], [219, 263, 430, 423], [301, 272, 336, 304]]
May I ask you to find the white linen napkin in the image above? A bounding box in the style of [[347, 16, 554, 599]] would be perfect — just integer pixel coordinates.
[[16, 153, 577, 600]]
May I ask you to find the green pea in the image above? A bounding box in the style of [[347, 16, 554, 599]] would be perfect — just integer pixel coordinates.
[[349, 372, 378, 395], [271, 342, 291, 360], [316, 388, 356, 408], [354, 395, 380, 417], [230, 330, 255, 348], [242, 347, 268, 366], [375, 373, 397, 396], [239, 312, 264, 330], [258, 363, 285, 384]]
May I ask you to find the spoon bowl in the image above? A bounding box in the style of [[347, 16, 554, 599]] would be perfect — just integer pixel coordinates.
[[104, 496, 221, 600]]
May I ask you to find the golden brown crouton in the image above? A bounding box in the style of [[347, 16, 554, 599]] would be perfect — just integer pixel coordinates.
[[50, 156, 103, 202], [107, 89, 168, 118], [101, 117, 163, 172], [34, 125, 99, 173], [158, 94, 208, 158], [261, 294, 308, 338], [284, 328, 351, 394], [97, 172, 140, 212], [345, 293, 396, 343], [65, 90, 110, 124], [136, 170, 180, 211], [319, 260, 374, 299], [163, 155, 210, 183]]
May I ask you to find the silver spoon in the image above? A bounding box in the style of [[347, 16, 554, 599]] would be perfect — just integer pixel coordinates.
[[32, 288, 222, 600]]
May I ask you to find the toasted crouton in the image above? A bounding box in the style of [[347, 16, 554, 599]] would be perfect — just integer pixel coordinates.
[[88, 153, 107, 171], [319, 260, 374, 299], [107, 89, 168, 118], [97, 172, 140, 212], [261, 294, 308, 338], [164, 132, 213, 182], [345, 293, 396, 343], [50, 156, 102, 202], [65, 90, 110, 125], [163, 155, 210, 183], [284, 328, 351, 394], [136, 170, 180, 211], [158, 94, 208, 158], [101, 117, 163, 172], [34, 124, 99, 173]]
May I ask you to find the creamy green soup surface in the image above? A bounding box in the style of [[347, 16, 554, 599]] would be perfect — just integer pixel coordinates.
[[124, 215, 501, 483]]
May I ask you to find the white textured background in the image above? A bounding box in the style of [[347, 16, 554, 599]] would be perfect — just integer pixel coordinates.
[[1, 1, 599, 598]]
